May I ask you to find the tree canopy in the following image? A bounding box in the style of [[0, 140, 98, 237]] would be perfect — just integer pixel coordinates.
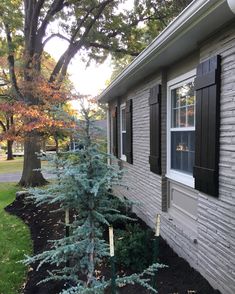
[[0, 0, 192, 186]]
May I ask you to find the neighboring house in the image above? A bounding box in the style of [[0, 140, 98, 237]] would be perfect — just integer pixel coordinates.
[[11, 141, 57, 156], [12, 141, 24, 156], [99, 1, 235, 293]]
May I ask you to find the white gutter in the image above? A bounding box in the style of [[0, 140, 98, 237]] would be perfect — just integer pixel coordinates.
[[99, 0, 234, 102], [227, 0, 235, 13]]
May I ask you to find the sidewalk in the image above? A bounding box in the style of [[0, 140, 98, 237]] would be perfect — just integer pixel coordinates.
[[0, 172, 54, 182], [0, 172, 22, 182]]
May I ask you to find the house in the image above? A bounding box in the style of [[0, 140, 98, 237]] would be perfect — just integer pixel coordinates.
[[12, 141, 24, 156], [98, 0, 235, 293]]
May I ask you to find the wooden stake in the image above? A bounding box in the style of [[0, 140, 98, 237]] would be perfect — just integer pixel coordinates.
[[109, 226, 116, 294], [152, 214, 161, 290], [109, 226, 114, 257], [65, 208, 70, 237], [155, 214, 161, 237], [65, 208, 70, 268]]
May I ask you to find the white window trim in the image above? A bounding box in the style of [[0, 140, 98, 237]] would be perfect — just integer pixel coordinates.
[[120, 103, 126, 161], [166, 69, 196, 188]]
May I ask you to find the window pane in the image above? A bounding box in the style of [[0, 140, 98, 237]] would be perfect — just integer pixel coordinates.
[[171, 81, 195, 129], [122, 133, 126, 155], [171, 131, 195, 174], [186, 83, 195, 103], [122, 109, 126, 131], [172, 109, 179, 128], [187, 105, 194, 127], [171, 89, 179, 108], [187, 94, 195, 106], [178, 92, 186, 107], [180, 107, 186, 127]]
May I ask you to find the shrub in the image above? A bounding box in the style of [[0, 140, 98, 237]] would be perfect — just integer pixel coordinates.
[[115, 223, 155, 272]]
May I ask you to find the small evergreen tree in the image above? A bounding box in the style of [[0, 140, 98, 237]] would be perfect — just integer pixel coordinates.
[[24, 98, 166, 293]]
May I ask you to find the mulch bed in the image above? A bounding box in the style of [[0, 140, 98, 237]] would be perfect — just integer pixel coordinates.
[[5, 194, 220, 294]]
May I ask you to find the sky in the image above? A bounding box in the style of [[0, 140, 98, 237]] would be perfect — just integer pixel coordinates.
[[45, 40, 113, 97], [44, 0, 135, 98]]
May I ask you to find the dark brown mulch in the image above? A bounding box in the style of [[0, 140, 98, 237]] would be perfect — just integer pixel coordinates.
[[5, 195, 220, 294]]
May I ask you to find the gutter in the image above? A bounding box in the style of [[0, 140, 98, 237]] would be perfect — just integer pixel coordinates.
[[99, 0, 234, 103]]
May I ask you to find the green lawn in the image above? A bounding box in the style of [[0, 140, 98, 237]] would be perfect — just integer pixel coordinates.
[[0, 183, 32, 294], [0, 157, 47, 174], [0, 158, 24, 174]]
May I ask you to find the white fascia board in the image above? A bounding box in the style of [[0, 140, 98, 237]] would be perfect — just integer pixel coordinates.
[[99, 0, 234, 103]]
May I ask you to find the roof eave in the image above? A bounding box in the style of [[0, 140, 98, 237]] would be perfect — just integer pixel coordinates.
[[99, 0, 234, 103]]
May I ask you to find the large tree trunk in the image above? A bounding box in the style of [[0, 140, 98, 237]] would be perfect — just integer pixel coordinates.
[[7, 140, 14, 160], [19, 135, 47, 187]]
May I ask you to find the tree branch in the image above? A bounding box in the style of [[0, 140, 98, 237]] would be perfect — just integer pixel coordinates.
[[88, 42, 139, 56], [31, 0, 46, 37], [49, 50, 68, 82], [37, 0, 69, 40], [0, 120, 6, 132], [42, 33, 70, 48], [0, 82, 10, 87], [50, 0, 114, 83], [70, 5, 98, 44], [4, 23, 24, 101], [35, 0, 46, 17]]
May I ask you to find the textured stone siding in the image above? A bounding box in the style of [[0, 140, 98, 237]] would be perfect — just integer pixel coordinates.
[[195, 22, 235, 294], [111, 75, 163, 228], [109, 21, 235, 294]]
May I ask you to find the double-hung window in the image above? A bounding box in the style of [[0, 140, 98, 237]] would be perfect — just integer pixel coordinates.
[[167, 70, 196, 187], [120, 104, 126, 160]]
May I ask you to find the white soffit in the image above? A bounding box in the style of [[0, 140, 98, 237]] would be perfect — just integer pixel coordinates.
[[99, 0, 235, 103]]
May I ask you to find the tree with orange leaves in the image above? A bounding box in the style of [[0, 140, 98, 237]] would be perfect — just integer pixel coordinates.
[[0, 0, 191, 186], [0, 77, 75, 160]]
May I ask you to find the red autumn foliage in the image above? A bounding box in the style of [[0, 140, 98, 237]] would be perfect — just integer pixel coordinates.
[[0, 75, 76, 142]]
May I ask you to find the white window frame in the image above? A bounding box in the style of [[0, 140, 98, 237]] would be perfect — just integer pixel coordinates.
[[120, 103, 126, 161], [166, 69, 196, 188]]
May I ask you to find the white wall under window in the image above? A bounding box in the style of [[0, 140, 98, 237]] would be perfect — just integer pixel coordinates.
[[120, 104, 126, 161], [166, 69, 196, 188]]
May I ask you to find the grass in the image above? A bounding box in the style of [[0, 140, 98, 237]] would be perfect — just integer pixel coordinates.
[[0, 183, 32, 294], [0, 158, 24, 174], [0, 157, 47, 174]]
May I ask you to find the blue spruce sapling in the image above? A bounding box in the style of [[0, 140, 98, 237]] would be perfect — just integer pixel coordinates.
[[24, 98, 166, 293]]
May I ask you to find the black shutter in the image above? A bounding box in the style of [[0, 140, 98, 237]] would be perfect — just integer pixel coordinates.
[[193, 55, 221, 197], [112, 107, 118, 157], [149, 84, 161, 174], [125, 99, 133, 164]]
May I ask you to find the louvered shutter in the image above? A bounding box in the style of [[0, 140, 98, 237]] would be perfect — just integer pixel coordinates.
[[193, 55, 221, 197], [112, 107, 118, 157], [149, 84, 161, 174], [125, 99, 133, 164]]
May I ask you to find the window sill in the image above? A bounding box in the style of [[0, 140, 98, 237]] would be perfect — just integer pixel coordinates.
[[120, 155, 127, 161], [166, 171, 194, 188]]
